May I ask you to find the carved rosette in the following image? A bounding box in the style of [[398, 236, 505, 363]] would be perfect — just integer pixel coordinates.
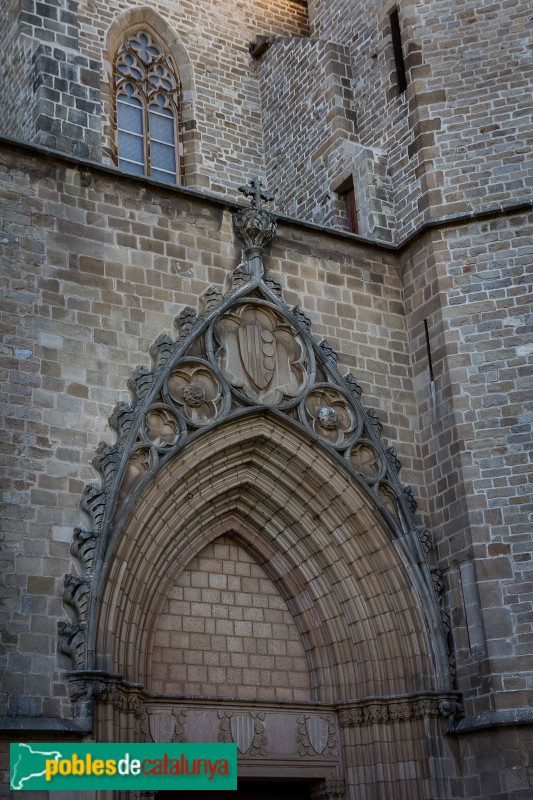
[[165, 359, 227, 426], [348, 440, 385, 483], [143, 405, 183, 450], [300, 385, 361, 448]]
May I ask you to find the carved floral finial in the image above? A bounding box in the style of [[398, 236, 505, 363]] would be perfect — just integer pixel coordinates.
[[233, 179, 277, 278]]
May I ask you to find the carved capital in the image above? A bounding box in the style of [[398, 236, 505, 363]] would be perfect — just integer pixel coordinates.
[[338, 693, 463, 727]]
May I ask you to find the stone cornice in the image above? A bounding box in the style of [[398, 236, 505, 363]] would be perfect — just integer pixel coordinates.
[[454, 707, 533, 733], [0, 716, 92, 733], [1, 136, 530, 254]]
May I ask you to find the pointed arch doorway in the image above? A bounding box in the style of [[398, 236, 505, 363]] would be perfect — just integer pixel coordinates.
[[65, 199, 460, 799], [85, 413, 456, 800]]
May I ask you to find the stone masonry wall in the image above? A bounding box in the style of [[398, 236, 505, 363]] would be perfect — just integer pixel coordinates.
[[401, 211, 533, 722], [1, 0, 309, 197], [2, 0, 531, 240], [151, 535, 312, 700], [14, 0, 104, 160], [303, 0, 533, 238], [0, 2, 35, 143], [0, 142, 421, 725], [257, 37, 361, 231]]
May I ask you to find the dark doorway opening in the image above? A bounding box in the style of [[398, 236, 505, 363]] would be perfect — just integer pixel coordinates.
[[156, 778, 312, 799]]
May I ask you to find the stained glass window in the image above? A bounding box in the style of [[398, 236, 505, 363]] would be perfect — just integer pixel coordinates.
[[115, 31, 181, 183]]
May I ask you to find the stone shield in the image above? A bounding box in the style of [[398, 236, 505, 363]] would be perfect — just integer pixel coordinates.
[[149, 710, 175, 743], [306, 716, 329, 754], [230, 713, 254, 754]]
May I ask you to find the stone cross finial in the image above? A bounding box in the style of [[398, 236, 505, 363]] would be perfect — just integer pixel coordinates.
[[238, 176, 274, 209]]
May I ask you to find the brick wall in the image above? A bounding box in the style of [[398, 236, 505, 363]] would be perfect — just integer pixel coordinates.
[[151, 535, 312, 700]]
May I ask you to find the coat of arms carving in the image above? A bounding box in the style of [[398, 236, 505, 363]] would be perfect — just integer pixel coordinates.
[[297, 714, 337, 757], [230, 713, 255, 754], [149, 709, 175, 743], [305, 716, 330, 755], [213, 303, 310, 405]]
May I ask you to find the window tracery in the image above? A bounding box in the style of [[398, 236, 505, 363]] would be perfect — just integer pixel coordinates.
[[115, 30, 181, 184]]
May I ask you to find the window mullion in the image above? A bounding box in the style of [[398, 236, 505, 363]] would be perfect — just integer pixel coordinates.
[[144, 82, 151, 177]]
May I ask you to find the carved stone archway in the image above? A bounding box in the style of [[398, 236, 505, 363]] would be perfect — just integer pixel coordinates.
[[64, 185, 461, 800]]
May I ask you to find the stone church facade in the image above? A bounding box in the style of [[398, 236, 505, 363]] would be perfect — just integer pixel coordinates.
[[0, 0, 532, 798]]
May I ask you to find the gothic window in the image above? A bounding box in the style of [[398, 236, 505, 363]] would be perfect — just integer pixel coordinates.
[[115, 31, 181, 184]]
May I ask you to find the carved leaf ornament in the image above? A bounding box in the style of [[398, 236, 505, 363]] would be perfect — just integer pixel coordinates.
[[61, 199, 449, 675]]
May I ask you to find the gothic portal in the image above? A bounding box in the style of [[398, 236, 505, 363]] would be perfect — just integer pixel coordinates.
[[60, 195, 459, 800], [1, 0, 532, 797]]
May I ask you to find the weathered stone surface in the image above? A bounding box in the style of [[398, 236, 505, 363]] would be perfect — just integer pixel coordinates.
[[0, 0, 532, 795]]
